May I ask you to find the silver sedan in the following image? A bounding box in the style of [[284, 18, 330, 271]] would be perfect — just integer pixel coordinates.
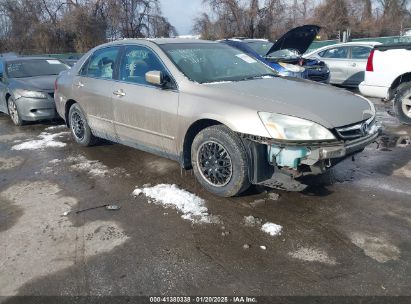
[[304, 42, 381, 87], [0, 57, 69, 125], [55, 39, 380, 197]]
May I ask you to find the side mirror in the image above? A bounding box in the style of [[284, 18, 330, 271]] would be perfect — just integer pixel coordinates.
[[145, 70, 175, 90], [145, 70, 164, 86]]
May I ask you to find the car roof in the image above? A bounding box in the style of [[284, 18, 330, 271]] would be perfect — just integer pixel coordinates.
[[223, 38, 270, 43], [305, 41, 382, 55], [107, 38, 217, 46], [2, 56, 60, 62]]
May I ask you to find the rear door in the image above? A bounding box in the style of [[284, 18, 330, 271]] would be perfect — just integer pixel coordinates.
[[346, 46, 372, 86], [318, 46, 350, 84], [112, 45, 179, 155], [71, 46, 120, 140]]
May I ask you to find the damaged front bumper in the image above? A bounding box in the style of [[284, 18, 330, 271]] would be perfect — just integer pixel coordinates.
[[242, 124, 382, 191]]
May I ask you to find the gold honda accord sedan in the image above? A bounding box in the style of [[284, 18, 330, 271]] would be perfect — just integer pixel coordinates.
[[54, 39, 380, 197]]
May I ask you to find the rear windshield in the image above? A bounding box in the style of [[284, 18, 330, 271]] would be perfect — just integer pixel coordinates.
[[6, 59, 69, 78], [245, 41, 274, 57]]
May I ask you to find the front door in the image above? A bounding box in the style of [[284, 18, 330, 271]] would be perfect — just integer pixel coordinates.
[[71, 46, 120, 140], [112, 45, 179, 156]]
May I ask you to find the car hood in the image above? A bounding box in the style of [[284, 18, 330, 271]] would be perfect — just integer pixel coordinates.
[[9, 75, 57, 91], [266, 25, 321, 56], [202, 77, 373, 129]]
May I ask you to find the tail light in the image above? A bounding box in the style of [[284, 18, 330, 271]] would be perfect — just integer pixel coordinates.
[[366, 49, 375, 72]]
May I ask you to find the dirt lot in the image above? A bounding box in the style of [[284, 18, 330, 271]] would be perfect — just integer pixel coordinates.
[[0, 98, 411, 298]]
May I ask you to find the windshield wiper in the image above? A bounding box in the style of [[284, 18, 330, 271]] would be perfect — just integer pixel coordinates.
[[239, 73, 278, 81]]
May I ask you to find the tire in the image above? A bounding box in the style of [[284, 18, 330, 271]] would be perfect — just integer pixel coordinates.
[[191, 125, 251, 197], [7, 97, 24, 126], [394, 82, 411, 125], [68, 103, 98, 146]]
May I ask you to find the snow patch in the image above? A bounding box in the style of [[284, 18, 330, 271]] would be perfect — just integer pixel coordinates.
[[132, 188, 143, 196], [133, 184, 219, 224], [243, 215, 263, 227], [45, 125, 67, 131], [350, 232, 400, 263], [261, 222, 282, 237], [289, 247, 337, 265], [11, 131, 68, 150], [67, 156, 110, 177]]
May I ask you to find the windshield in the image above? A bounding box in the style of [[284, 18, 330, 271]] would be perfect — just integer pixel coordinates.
[[244, 41, 274, 57], [161, 43, 277, 84], [6, 59, 69, 78], [266, 49, 300, 60]]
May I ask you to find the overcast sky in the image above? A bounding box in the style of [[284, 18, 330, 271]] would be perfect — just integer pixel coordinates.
[[160, 0, 207, 35]]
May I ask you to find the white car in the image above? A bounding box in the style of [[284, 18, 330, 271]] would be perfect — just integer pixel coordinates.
[[359, 44, 411, 124], [304, 42, 381, 87]]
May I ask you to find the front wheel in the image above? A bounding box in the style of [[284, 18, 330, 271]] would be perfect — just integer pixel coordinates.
[[68, 103, 98, 146], [394, 82, 411, 125], [7, 97, 24, 126], [191, 125, 250, 197]]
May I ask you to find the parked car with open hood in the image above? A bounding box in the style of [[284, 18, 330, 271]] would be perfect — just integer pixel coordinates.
[[220, 38, 311, 80], [54, 39, 381, 197], [221, 25, 330, 83], [304, 41, 381, 87], [0, 56, 69, 125]]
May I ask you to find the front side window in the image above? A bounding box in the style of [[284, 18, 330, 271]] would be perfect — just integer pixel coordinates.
[[6, 59, 68, 78], [82, 47, 119, 79], [161, 43, 277, 84], [351, 46, 372, 59], [320, 47, 349, 59], [120, 45, 166, 85]]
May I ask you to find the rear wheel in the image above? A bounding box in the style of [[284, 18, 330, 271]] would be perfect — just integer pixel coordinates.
[[7, 97, 24, 126], [394, 82, 411, 125], [191, 125, 250, 197], [68, 103, 98, 146]]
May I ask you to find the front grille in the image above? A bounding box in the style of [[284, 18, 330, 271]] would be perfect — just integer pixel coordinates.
[[307, 74, 329, 82], [336, 119, 376, 140]]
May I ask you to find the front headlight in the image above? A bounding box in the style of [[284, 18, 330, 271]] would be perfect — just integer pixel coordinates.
[[278, 62, 305, 73], [259, 112, 336, 141], [14, 89, 48, 99]]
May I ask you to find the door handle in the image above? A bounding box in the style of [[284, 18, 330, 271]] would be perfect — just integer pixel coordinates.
[[76, 81, 84, 88], [351, 63, 357, 67], [113, 90, 126, 97]]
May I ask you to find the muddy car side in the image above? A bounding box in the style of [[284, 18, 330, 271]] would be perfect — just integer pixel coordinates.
[[54, 39, 381, 197]]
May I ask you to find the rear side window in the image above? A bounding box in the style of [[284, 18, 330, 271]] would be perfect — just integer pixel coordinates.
[[81, 47, 119, 79], [119, 45, 166, 85], [320, 47, 349, 59], [351, 46, 372, 59]]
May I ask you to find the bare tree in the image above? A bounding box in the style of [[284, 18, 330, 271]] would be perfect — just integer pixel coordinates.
[[0, 0, 176, 54]]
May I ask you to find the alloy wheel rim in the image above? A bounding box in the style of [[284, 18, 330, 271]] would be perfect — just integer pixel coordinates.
[[8, 100, 19, 124], [402, 93, 411, 118], [71, 112, 85, 140], [197, 140, 233, 187]]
